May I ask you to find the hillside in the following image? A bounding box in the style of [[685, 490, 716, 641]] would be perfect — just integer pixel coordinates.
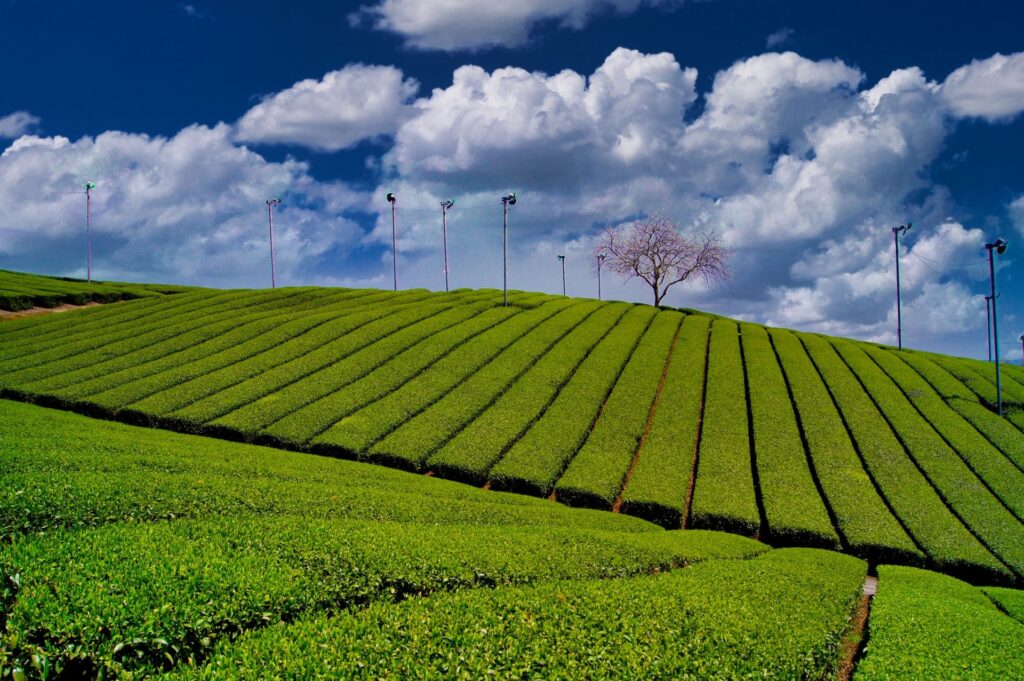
[[0, 269, 194, 312], [0, 275, 1023, 588], [2, 399, 1022, 679]]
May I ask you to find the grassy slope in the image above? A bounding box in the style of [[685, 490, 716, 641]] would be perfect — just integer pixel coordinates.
[[1, 273, 1022, 586], [0, 268, 194, 310], [3, 392, 1024, 677]]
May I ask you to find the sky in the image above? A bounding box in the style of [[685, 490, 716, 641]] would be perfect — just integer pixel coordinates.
[[1, 0, 1023, 361]]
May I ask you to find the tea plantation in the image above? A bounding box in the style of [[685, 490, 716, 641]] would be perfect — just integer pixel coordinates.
[[1, 271, 1023, 678]]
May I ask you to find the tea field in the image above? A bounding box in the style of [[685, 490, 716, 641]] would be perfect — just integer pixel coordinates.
[[1, 271, 1023, 678]]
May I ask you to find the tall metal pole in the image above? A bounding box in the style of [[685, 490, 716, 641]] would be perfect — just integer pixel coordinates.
[[986, 240, 1004, 416], [892, 223, 911, 350], [985, 295, 993, 362], [266, 198, 281, 289], [441, 200, 454, 292], [558, 255, 566, 295], [597, 254, 604, 301], [387, 193, 397, 291], [85, 182, 95, 282], [501, 193, 516, 306]]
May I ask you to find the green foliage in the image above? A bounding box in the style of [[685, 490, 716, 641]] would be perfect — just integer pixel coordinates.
[[371, 300, 605, 470], [689, 319, 760, 535], [423, 303, 630, 483], [949, 399, 1024, 470], [208, 294, 498, 438], [0, 516, 765, 678], [983, 586, 1024, 624], [864, 344, 1024, 521], [619, 314, 709, 527], [554, 311, 681, 509], [175, 548, 863, 681], [310, 300, 573, 458], [0, 269, 187, 311], [769, 329, 920, 563], [802, 335, 1007, 582], [832, 339, 1023, 581], [487, 306, 656, 495], [741, 324, 839, 548], [855, 565, 1024, 680]]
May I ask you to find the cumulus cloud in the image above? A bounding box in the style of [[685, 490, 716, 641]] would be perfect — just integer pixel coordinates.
[[0, 124, 366, 286], [351, 0, 672, 51], [1010, 195, 1024, 236], [765, 28, 793, 49], [387, 48, 696, 193], [234, 64, 419, 151], [940, 51, 1024, 121], [0, 111, 41, 139]]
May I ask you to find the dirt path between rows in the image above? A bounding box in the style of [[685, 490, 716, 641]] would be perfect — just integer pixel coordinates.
[[0, 301, 102, 320], [837, 575, 878, 681]]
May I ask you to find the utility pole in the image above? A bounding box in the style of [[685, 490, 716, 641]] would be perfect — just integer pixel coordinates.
[[501, 193, 516, 306], [557, 254, 566, 295], [387, 193, 397, 291], [892, 223, 912, 350], [266, 198, 281, 288], [985, 295, 993, 362], [85, 182, 96, 282], [985, 237, 1008, 415], [597, 254, 605, 301], [441, 199, 454, 292]]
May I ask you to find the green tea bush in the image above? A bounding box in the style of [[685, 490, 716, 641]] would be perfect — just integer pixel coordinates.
[[487, 306, 656, 496], [689, 319, 760, 535], [769, 329, 921, 564], [619, 314, 709, 527], [554, 311, 681, 509], [855, 565, 1024, 680]]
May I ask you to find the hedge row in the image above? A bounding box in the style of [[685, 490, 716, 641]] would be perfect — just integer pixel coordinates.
[[983, 586, 1024, 624], [769, 329, 920, 563], [0, 516, 765, 678], [802, 335, 1008, 583], [949, 399, 1024, 470], [0, 269, 182, 311], [863, 344, 1024, 521], [0, 289, 286, 383], [68, 293, 382, 411], [487, 306, 657, 496], [554, 311, 682, 510], [310, 300, 574, 458], [0, 399, 657, 543], [121, 290, 431, 418], [44, 288, 367, 401], [260, 307, 516, 447], [832, 340, 1024, 580], [741, 324, 839, 548], [0, 288, 243, 368], [366, 301, 605, 470], [689, 319, 760, 535], [20, 289, 351, 398], [158, 291, 441, 425], [208, 295, 499, 438], [423, 303, 631, 484], [175, 548, 863, 681], [855, 565, 1024, 680], [618, 314, 709, 527]]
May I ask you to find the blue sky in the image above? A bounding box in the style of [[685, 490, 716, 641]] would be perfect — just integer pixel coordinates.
[[1, 0, 1022, 361]]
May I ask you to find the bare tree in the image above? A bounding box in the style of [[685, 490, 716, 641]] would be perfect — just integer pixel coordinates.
[[594, 215, 730, 306]]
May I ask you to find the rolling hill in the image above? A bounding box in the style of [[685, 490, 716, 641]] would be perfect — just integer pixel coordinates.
[[1, 274, 1022, 587]]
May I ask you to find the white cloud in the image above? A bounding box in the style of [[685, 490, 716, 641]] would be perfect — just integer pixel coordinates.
[[0, 111, 41, 139], [940, 51, 1024, 122], [351, 0, 670, 51], [387, 48, 696, 192], [765, 28, 793, 49], [234, 64, 419, 151], [1010, 195, 1024, 236], [0, 124, 366, 286]]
